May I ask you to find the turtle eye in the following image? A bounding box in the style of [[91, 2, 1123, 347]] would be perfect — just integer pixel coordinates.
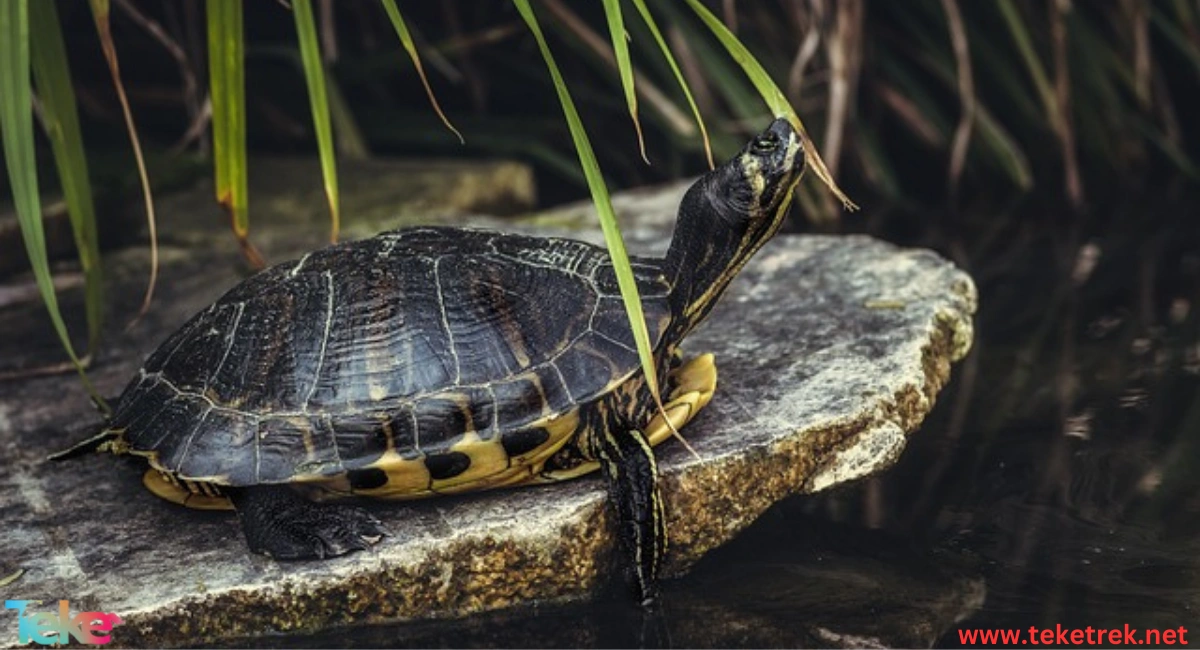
[[751, 132, 779, 155]]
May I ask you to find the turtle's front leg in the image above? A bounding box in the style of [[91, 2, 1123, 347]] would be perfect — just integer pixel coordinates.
[[597, 428, 666, 606], [228, 486, 388, 560]]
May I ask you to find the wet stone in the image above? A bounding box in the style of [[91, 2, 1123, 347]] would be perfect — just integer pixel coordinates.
[[0, 182, 975, 648]]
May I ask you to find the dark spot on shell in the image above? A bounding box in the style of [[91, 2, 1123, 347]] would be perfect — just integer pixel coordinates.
[[424, 452, 471, 480], [501, 428, 550, 457], [347, 468, 389, 490]]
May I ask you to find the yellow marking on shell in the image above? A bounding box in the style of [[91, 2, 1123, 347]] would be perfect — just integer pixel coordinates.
[[380, 417, 397, 451], [142, 469, 233, 511], [369, 384, 388, 401], [332, 409, 582, 499], [143, 356, 711, 509], [93, 428, 130, 455], [429, 430, 510, 492], [537, 353, 717, 483], [433, 413, 579, 495], [351, 449, 433, 498], [527, 372, 550, 417], [491, 288, 531, 367]]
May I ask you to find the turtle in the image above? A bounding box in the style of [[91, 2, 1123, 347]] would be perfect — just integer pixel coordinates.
[[53, 118, 805, 604]]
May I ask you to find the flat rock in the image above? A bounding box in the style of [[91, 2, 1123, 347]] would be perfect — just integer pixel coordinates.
[[0, 181, 975, 647]]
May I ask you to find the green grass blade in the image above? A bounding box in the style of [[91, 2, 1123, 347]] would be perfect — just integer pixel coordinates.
[[291, 0, 341, 243], [324, 66, 371, 160], [601, 0, 648, 164], [682, 0, 790, 118], [995, 0, 1057, 117], [379, 0, 464, 144], [1151, 5, 1200, 79], [207, 0, 262, 268], [511, 0, 665, 407], [896, 47, 1033, 192], [682, 0, 857, 211], [627, 0, 713, 168], [0, 0, 103, 405], [648, 0, 762, 124], [975, 104, 1034, 190], [29, 0, 104, 352]]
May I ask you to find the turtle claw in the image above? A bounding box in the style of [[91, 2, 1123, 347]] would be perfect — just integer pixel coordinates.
[[308, 508, 388, 558], [230, 486, 387, 561]]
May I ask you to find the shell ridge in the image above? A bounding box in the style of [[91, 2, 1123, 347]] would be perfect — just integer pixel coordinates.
[[301, 270, 335, 411], [173, 407, 213, 473], [432, 256, 462, 385], [204, 301, 245, 394]]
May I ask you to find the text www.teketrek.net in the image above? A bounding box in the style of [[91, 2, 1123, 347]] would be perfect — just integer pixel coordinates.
[[957, 624, 1189, 646]]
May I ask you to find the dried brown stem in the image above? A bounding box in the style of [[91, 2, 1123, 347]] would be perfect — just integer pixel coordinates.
[[786, 0, 824, 101], [114, 0, 201, 152], [875, 82, 943, 147], [319, 0, 338, 63], [440, 1, 489, 113], [90, 4, 160, 328], [940, 0, 976, 197], [668, 25, 716, 120], [821, 0, 862, 178], [1124, 0, 1151, 108], [1051, 0, 1084, 210], [169, 95, 213, 155]]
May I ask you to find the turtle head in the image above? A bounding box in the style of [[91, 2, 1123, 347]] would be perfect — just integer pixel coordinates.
[[664, 118, 806, 335], [718, 117, 806, 224]]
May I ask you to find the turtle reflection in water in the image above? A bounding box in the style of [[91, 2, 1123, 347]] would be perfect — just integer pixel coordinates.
[[54, 119, 806, 604]]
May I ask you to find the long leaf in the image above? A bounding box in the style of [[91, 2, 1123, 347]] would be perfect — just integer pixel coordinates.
[[683, 0, 857, 211], [0, 0, 103, 405], [207, 0, 262, 268], [600, 0, 648, 164], [291, 0, 341, 243], [902, 49, 1033, 190], [627, 0, 714, 168], [647, 0, 762, 124], [30, 0, 104, 352], [379, 0, 464, 144], [87, 0, 161, 322], [996, 0, 1058, 118], [511, 0, 668, 416], [323, 64, 370, 160]]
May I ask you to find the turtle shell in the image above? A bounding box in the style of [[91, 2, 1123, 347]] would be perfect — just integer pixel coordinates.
[[108, 227, 672, 494]]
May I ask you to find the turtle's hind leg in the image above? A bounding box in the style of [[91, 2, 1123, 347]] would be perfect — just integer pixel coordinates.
[[228, 486, 389, 560], [598, 428, 666, 607]]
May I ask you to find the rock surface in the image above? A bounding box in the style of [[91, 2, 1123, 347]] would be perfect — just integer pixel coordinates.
[[217, 515, 986, 649], [0, 175, 975, 648]]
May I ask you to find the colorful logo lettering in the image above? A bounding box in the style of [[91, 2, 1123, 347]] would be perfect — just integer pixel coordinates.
[[5, 600, 123, 646]]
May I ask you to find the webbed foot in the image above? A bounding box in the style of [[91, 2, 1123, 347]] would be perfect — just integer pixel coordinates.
[[229, 486, 388, 560]]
